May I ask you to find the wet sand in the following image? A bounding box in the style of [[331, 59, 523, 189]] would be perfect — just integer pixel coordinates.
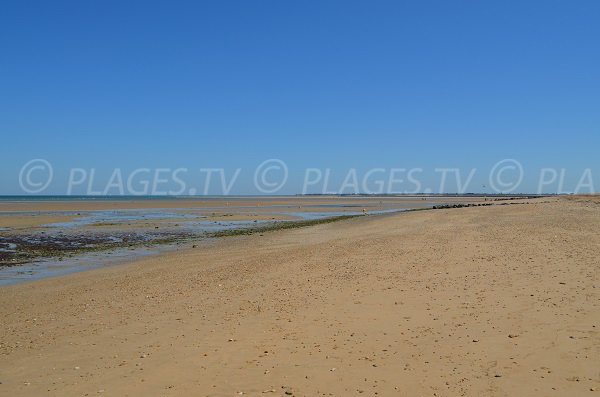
[[0, 196, 598, 396], [82, 214, 299, 229], [0, 195, 497, 233], [0, 214, 80, 229], [0, 195, 490, 212]]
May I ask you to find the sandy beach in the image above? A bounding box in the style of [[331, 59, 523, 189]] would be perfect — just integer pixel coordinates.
[[0, 196, 598, 396]]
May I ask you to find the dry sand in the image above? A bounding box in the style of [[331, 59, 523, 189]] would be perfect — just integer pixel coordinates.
[[0, 197, 598, 396]]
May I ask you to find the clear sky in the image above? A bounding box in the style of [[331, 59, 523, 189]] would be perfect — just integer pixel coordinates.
[[1, 1, 599, 194]]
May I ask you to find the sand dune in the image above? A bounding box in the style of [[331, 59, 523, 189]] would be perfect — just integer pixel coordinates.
[[0, 197, 598, 396]]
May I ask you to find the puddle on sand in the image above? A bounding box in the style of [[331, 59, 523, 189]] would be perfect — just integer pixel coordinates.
[[43, 210, 202, 228], [0, 246, 161, 286], [0, 242, 17, 252], [39, 208, 375, 228]]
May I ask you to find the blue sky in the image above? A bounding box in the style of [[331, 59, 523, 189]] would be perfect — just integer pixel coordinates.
[[1, 1, 598, 194]]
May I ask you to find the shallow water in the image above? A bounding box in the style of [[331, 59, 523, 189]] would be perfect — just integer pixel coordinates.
[[0, 242, 17, 252], [0, 246, 161, 286], [43, 209, 202, 228]]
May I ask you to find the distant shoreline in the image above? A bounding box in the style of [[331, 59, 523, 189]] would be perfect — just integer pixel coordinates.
[[0, 193, 549, 203]]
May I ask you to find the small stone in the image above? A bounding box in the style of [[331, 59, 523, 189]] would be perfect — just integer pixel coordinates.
[[508, 334, 519, 338], [140, 354, 147, 358], [472, 339, 479, 342]]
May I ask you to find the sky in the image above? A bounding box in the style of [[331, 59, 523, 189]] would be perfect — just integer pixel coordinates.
[[1, 1, 599, 195]]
